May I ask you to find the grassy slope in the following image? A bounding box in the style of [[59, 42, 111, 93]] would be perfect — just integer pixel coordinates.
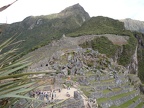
[[67, 16, 129, 37], [80, 36, 119, 58], [0, 15, 83, 57], [73, 16, 137, 67]]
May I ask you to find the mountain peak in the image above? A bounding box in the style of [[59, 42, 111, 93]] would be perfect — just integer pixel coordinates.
[[60, 3, 84, 12], [70, 3, 83, 9], [59, 3, 90, 20]]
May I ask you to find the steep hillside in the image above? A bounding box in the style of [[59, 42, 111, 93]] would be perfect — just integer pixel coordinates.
[[23, 34, 128, 71], [0, 4, 90, 56], [132, 32, 144, 82], [121, 18, 144, 82], [67, 16, 129, 37], [67, 16, 137, 74], [121, 18, 144, 34]]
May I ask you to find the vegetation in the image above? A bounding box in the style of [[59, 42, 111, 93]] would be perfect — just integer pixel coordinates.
[[110, 91, 135, 100], [80, 36, 119, 58], [119, 96, 139, 108], [67, 16, 129, 37], [0, 38, 51, 107], [118, 32, 137, 66], [133, 32, 144, 82], [0, 13, 85, 57], [135, 102, 144, 108], [70, 16, 137, 67]]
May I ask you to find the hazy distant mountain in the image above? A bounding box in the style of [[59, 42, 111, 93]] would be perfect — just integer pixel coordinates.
[[121, 18, 144, 34]]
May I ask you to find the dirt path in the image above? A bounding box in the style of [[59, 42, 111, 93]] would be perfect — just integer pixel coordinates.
[[55, 88, 77, 100]]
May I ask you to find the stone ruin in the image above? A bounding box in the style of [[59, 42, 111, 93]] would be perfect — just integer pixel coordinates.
[[23, 47, 144, 108]]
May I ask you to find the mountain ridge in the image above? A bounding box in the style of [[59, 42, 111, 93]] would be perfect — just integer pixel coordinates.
[[0, 4, 90, 55]]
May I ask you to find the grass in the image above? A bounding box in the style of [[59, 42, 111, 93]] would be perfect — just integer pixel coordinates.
[[135, 102, 144, 108], [81, 89, 91, 97], [101, 78, 114, 83], [103, 89, 111, 94], [85, 73, 96, 77], [119, 96, 139, 108], [67, 16, 128, 37], [72, 77, 77, 82], [97, 97, 109, 104], [110, 90, 135, 100], [89, 80, 97, 84], [99, 91, 140, 108], [112, 87, 122, 92], [110, 105, 119, 108], [80, 36, 119, 58]]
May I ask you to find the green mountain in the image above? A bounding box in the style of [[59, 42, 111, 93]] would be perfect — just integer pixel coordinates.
[[1, 4, 144, 108], [68, 16, 136, 66], [0, 3, 90, 55], [67, 16, 127, 36], [67, 16, 144, 83]]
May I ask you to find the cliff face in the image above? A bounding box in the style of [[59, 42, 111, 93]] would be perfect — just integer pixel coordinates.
[[133, 33, 144, 82], [121, 18, 144, 34], [121, 18, 144, 81], [127, 45, 138, 74]]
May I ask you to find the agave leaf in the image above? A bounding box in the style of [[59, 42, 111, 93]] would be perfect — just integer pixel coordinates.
[[0, 49, 17, 59], [0, 81, 14, 88], [0, 71, 55, 80], [9, 86, 35, 94], [0, 37, 54, 107], [0, 94, 40, 101], [0, 63, 31, 76], [0, 37, 14, 50], [0, 81, 20, 91], [3, 98, 19, 108], [0, 60, 29, 72], [0, 80, 29, 92], [0, 82, 35, 96], [0, 55, 24, 70]]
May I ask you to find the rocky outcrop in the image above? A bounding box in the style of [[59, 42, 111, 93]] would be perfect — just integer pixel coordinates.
[[121, 18, 144, 34], [59, 3, 90, 21], [127, 45, 138, 74]]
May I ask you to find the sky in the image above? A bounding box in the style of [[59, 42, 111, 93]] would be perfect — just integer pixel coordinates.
[[0, 0, 144, 24]]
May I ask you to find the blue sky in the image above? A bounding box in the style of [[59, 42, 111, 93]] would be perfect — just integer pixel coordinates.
[[0, 0, 144, 23]]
